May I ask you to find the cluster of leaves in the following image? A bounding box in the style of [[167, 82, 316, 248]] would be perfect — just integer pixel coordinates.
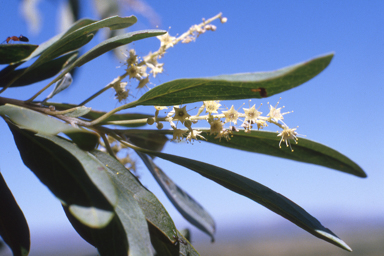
[[0, 14, 366, 256]]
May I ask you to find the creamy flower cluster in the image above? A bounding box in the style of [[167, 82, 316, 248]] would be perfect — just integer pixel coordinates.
[[149, 99, 300, 151], [112, 13, 227, 102]]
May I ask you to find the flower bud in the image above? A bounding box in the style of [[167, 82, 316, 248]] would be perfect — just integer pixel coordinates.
[[147, 117, 155, 125], [184, 120, 192, 128], [156, 122, 164, 129]]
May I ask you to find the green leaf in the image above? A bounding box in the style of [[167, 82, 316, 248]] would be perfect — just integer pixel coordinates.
[[72, 29, 166, 68], [23, 19, 96, 62], [130, 142, 352, 251], [27, 16, 138, 71], [176, 230, 200, 256], [148, 224, 200, 256], [133, 53, 334, 107], [153, 129, 366, 177], [62, 106, 92, 118], [63, 205, 128, 256], [117, 129, 168, 152], [110, 189, 152, 256], [90, 151, 153, 256], [137, 152, 215, 241], [49, 102, 153, 127], [6, 123, 117, 228], [0, 44, 38, 64], [203, 130, 366, 177], [40, 25, 166, 108], [90, 150, 178, 244], [62, 18, 97, 37], [45, 73, 73, 100], [0, 52, 78, 88], [0, 173, 30, 256], [0, 104, 98, 150], [148, 222, 179, 256]]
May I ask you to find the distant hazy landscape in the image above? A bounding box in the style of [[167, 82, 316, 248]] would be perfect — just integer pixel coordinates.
[[193, 219, 384, 256], [1, 218, 383, 256]]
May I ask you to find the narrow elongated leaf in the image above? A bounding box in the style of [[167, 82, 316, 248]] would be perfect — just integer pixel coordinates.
[[63, 205, 128, 256], [133, 53, 333, 107], [89, 152, 153, 256], [201, 130, 366, 177], [27, 16, 137, 70], [49, 102, 153, 127], [176, 230, 200, 256], [6, 123, 117, 228], [45, 73, 73, 100], [148, 222, 179, 256], [72, 29, 165, 67], [118, 129, 168, 152], [0, 104, 78, 134], [92, 150, 199, 255], [0, 52, 78, 88], [111, 190, 152, 256], [0, 63, 23, 82], [128, 142, 352, 251], [137, 152, 215, 241], [148, 129, 366, 177], [148, 225, 200, 256], [38, 30, 165, 95], [62, 18, 97, 37], [0, 44, 38, 64], [0, 104, 98, 150], [23, 19, 96, 62], [62, 106, 92, 118], [0, 173, 30, 256], [91, 150, 178, 243]]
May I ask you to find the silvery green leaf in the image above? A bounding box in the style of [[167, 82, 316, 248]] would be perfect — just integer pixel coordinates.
[[45, 72, 73, 100], [63, 106, 92, 118]]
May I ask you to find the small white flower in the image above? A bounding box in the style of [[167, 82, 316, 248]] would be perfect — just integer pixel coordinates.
[[137, 76, 150, 90], [220, 17, 228, 23], [181, 36, 194, 44], [126, 65, 147, 80], [209, 119, 223, 134], [154, 106, 168, 111], [147, 62, 164, 78], [186, 130, 205, 142], [267, 100, 289, 123], [172, 128, 187, 142], [157, 32, 176, 48], [277, 126, 299, 152], [126, 49, 137, 66], [256, 119, 268, 130], [112, 81, 129, 102], [222, 105, 239, 124], [214, 129, 232, 142], [172, 106, 191, 124], [144, 52, 158, 66], [243, 104, 262, 123], [204, 101, 221, 114]]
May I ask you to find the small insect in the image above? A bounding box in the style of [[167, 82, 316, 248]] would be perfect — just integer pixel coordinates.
[[3, 35, 29, 44]]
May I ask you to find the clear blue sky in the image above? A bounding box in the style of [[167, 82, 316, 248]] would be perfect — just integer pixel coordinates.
[[0, 0, 383, 250]]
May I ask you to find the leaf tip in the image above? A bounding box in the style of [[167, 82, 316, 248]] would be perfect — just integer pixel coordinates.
[[315, 229, 352, 252]]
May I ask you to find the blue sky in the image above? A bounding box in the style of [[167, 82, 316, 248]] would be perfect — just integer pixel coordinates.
[[0, 0, 383, 249]]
